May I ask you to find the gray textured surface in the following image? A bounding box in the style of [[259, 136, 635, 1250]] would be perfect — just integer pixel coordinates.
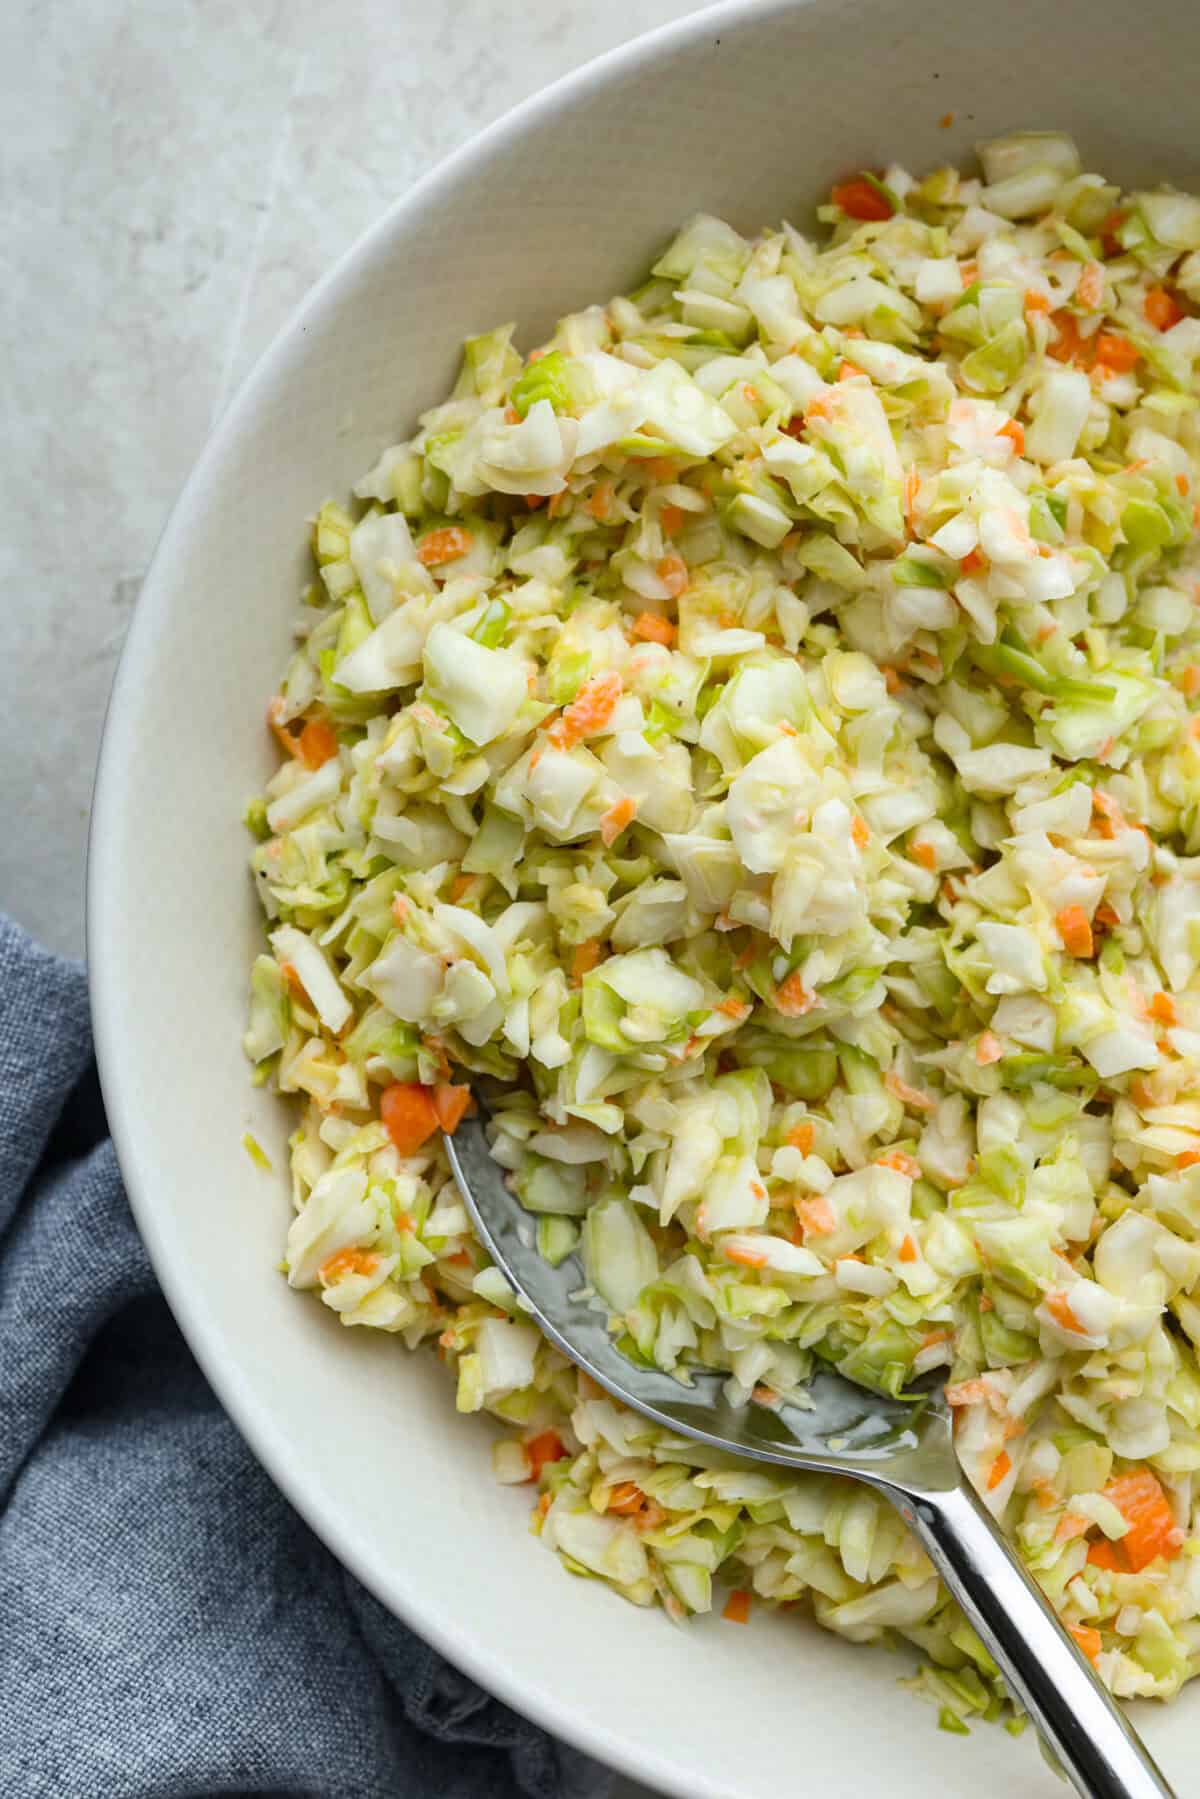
[[3, 0, 702, 961]]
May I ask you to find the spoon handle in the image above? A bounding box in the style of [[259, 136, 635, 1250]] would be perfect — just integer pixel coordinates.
[[879, 1477, 1174, 1798]]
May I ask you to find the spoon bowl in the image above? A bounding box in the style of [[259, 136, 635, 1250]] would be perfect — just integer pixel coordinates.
[[447, 1111, 1175, 1799]]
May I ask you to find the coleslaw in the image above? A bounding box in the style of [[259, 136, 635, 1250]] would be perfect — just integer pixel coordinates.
[[245, 131, 1200, 1728]]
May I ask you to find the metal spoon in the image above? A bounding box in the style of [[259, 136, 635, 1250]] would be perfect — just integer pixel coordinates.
[[446, 1114, 1175, 1799]]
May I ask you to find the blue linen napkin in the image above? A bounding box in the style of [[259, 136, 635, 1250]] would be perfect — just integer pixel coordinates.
[[0, 913, 612, 1799]]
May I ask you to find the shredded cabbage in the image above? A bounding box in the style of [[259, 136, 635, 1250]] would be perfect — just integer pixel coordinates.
[[246, 132, 1200, 1727]]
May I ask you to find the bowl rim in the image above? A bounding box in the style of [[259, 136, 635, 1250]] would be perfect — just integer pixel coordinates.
[[87, 2, 783, 1792]]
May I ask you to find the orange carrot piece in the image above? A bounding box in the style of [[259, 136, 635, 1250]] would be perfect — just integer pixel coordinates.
[[416, 525, 473, 567], [1144, 287, 1185, 332], [659, 503, 685, 536], [1104, 1470, 1181, 1571], [787, 1122, 815, 1154], [1056, 1511, 1092, 1542], [717, 995, 751, 1020], [380, 1082, 441, 1155], [773, 971, 817, 1016], [1075, 263, 1104, 310], [319, 1246, 380, 1284], [1057, 904, 1094, 958], [631, 611, 676, 646], [600, 795, 638, 846], [297, 717, 339, 769], [656, 552, 689, 598], [1182, 665, 1200, 699], [1024, 289, 1051, 314], [547, 671, 623, 751], [432, 1083, 472, 1134], [987, 1451, 1012, 1491], [524, 1430, 567, 1480], [607, 1481, 647, 1516], [1087, 1537, 1126, 1572], [795, 1196, 836, 1238], [884, 1071, 937, 1112], [1176, 1149, 1200, 1170], [571, 939, 602, 985], [831, 177, 892, 221], [998, 418, 1025, 454], [877, 1150, 921, 1179], [726, 1243, 769, 1268], [976, 1030, 1004, 1066], [1045, 1290, 1084, 1335], [1071, 1625, 1103, 1665], [851, 814, 871, 848], [1149, 991, 1178, 1027], [1094, 331, 1140, 373], [898, 1234, 918, 1263], [722, 1588, 753, 1624], [911, 839, 937, 870]]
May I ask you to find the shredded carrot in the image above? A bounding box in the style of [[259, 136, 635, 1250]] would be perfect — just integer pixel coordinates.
[[1176, 1149, 1200, 1170], [296, 717, 339, 769], [1178, 472, 1192, 497], [850, 814, 870, 848], [722, 1588, 753, 1624], [898, 1234, 918, 1263], [1056, 904, 1094, 959], [959, 546, 986, 575], [795, 1195, 836, 1238], [631, 610, 676, 645], [717, 994, 751, 1020], [884, 1071, 937, 1112], [416, 525, 473, 568], [1024, 289, 1051, 315], [880, 662, 904, 695], [838, 359, 865, 381], [976, 1029, 1004, 1066], [939, 111, 954, 129], [1181, 665, 1200, 699], [656, 552, 689, 598], [911, 839, 937, 870], [606, 1481, 647, 1516], [877, 1150, 921, 1179], [1070, 1624, 1103, 1665], [380, 1082, 441, 1156], [659, 503, 685, 537], [432, 1083, 472, 1134], [987, 1452, 1012, 1492], [1056, 1511, 1092, 1542], [787, 1122, 815, 1154], [1149, 991, 1178, 1027], [1094, 331, 1140, 373], [600, 795, 638, 846], [903, 466, 920, 532], [1076, 262, 1104, 310], [998, 418, 1025, 455], [1104, 1470, 1182, 1571], [773, 971, 818, 1016], [726, 1242, 769, 1268], [944, 1379, 987, 1407], [1045, 1290, 1084, 1335], [1048, 309, 1085, 364], [524, 1430, 567, 1480], [450, 872, 474, 902], [585, 480, 614, 521], [319, 1246, 380, 1284], [571, 939, 602, 985], [1145, 286, 1185, 332], [1094, 901, 1120, 931], [831, 177, 892, 221], [1100, 207, 1127, 256], [547, 671, 623, 751], [1087, 1537, 1126, 1571], [959, 259, 978, 288]]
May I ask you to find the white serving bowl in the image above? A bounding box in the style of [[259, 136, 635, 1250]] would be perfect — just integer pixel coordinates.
[[90, 1, 1200, 1791]]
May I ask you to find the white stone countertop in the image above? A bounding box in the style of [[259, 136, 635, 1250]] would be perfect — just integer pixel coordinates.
[[4, 3, 714, 1789]]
